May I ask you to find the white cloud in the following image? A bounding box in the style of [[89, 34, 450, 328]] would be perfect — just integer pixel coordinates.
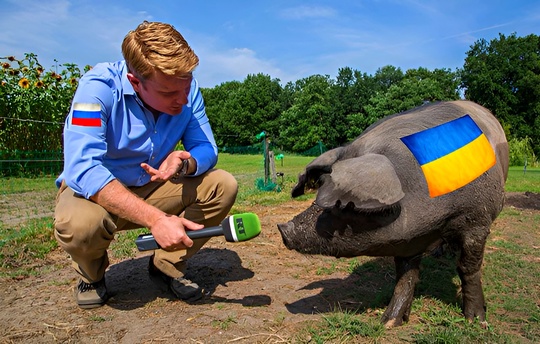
[[193, 41, 288, 87], [0, 0, 151, 68]]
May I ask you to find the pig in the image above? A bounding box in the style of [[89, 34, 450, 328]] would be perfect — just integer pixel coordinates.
[[277, 100, 509, 327]]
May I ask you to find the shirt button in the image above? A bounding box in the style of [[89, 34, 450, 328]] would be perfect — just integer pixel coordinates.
[[154, 130, 158, 134]]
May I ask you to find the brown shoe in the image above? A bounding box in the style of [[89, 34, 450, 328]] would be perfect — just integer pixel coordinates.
[[74, 278, 108, 309], [148, 257, 203, 301]]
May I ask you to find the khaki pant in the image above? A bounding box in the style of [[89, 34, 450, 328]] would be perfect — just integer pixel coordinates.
[[54, 169, 238, 283]]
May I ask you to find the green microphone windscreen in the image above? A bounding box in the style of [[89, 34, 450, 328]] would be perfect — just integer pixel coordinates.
[[222, 212, 261, 242]]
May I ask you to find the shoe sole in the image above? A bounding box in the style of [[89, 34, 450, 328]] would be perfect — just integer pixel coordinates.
[[77, 300, 107, 309]]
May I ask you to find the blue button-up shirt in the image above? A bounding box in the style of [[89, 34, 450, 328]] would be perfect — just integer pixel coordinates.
[[56, 60, 218, 199]]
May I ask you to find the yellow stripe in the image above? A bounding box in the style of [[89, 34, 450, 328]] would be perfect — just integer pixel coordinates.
[[421, 134, 496, 197]]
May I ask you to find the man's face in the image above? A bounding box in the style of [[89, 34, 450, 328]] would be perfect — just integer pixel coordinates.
[[128, 70, 192, 115]]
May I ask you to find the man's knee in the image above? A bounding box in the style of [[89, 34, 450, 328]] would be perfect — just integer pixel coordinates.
[[210, 169, 238, 207], [54, 205, 116, 253]]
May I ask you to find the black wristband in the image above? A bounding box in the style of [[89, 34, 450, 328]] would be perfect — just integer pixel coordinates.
[[171, 159, 189, 181]]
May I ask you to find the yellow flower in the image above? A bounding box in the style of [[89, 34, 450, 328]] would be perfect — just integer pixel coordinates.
[[18, 78, 30, 88], [55, 74, 62, 81], [34, 80, 44, 88], [1, 81, 6, 87], [36, 66, 44, 75], [70, 77, 77, 85], [22, 67, 29, 72], [2, 62, 9, 69]]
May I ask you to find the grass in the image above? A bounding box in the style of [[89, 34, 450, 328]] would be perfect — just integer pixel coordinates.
[[505, 166, 540, 192], [1, 156, 540, 343], [215, 153, 314, 212]]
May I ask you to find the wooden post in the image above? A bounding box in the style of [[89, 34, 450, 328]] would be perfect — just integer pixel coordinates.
[[269, 150, 276, 184]]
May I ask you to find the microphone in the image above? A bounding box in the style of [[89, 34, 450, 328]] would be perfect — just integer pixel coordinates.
[[135, 212, 261, 251]]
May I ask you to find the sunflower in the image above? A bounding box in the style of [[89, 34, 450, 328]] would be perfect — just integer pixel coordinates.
[[2, 62, 10, 69], [36, 66, 44, 75], [34, 80, 44, 88], [55, 74, 62, 81], [70, 77, 78, 86], [18, 78, 30, 88]]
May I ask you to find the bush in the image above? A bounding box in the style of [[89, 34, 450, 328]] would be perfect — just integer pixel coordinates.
[[508, 136, 537, 167]]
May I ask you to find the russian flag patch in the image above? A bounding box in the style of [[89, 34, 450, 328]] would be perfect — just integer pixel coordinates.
[[72, 103, 101, 127], [400, 115, 496, 198]]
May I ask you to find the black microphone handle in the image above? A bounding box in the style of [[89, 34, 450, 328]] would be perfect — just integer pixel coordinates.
[[136, 225, 226, 251], [186, 225, 224, 239]]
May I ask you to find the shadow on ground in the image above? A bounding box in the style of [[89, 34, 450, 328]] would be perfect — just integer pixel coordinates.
[[285, 252, 460, 315], [105, 247, 270, 311]]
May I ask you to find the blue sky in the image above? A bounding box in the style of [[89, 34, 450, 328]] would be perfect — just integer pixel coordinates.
[[2, 0, 539, 88]]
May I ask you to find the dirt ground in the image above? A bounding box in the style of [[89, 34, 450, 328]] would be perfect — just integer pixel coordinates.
[[0, 192, 538, 344]]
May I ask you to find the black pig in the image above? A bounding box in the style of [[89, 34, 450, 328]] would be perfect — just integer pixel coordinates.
[[277, 100, 508, 327]]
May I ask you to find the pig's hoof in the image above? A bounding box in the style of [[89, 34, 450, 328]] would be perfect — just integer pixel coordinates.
[[381, 315, 404, 328], [383, 318, 399, 328]]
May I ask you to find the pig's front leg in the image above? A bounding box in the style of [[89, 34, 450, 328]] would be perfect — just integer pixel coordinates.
[[381, 256, 421, 327]]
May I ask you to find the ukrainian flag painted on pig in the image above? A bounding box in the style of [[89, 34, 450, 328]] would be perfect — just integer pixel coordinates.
[[400, 114, 496, 198]]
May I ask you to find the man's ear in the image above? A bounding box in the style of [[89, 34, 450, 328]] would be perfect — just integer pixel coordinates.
[[127, 72, 141, 92]]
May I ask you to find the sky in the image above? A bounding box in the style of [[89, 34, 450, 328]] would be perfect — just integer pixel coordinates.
[[1, 0, 540, 88]]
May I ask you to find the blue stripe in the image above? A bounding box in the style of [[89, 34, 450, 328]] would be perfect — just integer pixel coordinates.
[[400, 115, 483, 165], [73, 110, 101, 119]]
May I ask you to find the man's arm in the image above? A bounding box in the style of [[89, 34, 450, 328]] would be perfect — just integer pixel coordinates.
[[89, 179, 202, 250]]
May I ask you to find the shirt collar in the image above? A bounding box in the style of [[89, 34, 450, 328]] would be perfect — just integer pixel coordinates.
[[121, 62, 136, 96]]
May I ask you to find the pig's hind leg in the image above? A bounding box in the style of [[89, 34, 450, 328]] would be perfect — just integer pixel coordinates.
[[456, 225, 489, 326]]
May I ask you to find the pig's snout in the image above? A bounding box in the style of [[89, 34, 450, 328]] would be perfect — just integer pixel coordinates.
[[277, 221, 294, 249]]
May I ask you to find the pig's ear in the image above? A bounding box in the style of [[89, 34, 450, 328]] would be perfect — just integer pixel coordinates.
[[291, 147, 343, 198], [315, 153, 404, 210]]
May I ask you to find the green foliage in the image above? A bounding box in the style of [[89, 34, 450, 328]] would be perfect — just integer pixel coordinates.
[[508, 136, 537, 167], [202, 73, 284, 148], [0, 54, 83, 150], [365, 67, 461, 120], [0, 54, 90, 176], [460, 33, 540, 155]]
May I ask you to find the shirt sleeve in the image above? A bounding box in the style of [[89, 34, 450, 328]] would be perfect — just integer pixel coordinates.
[[62, 77, 116, 199], [182, 79, 219, 176]]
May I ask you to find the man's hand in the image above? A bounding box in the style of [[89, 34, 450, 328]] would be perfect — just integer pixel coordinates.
[[90, 179, 204, 252], [141, 150, 191, 182], [150, 215, 204, 251]]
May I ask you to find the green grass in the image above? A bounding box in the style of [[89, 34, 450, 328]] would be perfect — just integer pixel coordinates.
[[215, 153, 314, 212], [1, 158, 540, 343], [298, 309, 385, 343], [505, 166, 540, 192]]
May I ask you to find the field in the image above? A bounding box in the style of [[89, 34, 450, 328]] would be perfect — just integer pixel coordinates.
[[0, 154, 539, 343]]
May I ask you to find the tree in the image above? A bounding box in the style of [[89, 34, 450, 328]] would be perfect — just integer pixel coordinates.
[[331, 67, 378, 143], [202, 73, 283, 148], [365, 67, 460, 121], [277, 75, 334, 152], [460, 33, 540, 154]]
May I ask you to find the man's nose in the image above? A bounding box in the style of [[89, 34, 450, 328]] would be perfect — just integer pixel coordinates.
[[176, 88, 190, 105]]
